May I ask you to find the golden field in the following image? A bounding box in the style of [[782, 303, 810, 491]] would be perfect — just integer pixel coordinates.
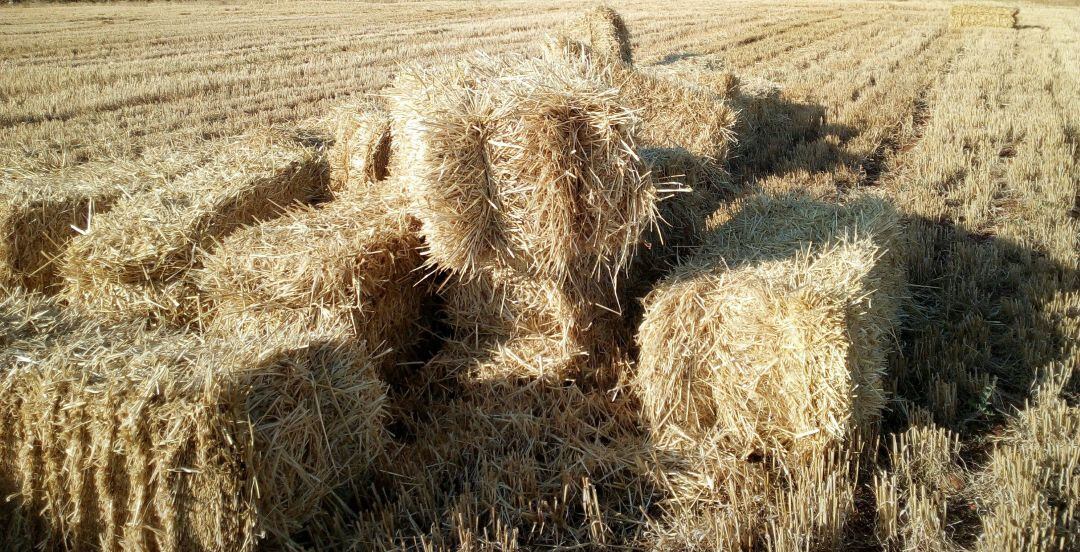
[[0, 0, 1077, 550]]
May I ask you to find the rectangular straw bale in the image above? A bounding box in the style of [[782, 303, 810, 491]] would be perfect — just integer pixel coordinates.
[[614, 66, 739, 164], [197, 179, 425, 373], [634, 192, 903, 463], [0, 314, 387, 551], [60, 132, 329, 325], [949, 5, 1018, 29], [0, 155, 200, 292], [329, 99, 393, 193], [390, 53, 656, 285], [637, 147, 733, 264], [440, 265, 626, 381], [548, 9, 738, 165]]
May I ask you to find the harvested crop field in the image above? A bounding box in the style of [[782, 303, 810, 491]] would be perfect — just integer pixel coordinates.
[[0, 0, 1077, 550]]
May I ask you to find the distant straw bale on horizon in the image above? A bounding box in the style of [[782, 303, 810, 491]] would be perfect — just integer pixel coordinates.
[[635, 192, 904, 463], [198, 179, 426, 374], [949, 4, 1018, 29], [328, 100, 393, 192], [390, 53, 657, 285], [59, 132, 328, 326], [0, 314, 388, 551]]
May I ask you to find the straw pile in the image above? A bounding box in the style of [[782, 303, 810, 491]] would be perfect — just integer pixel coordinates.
[[328, 99, 393, 192], [0, 156, 200, 292], [949, 5, 1018, 29], [635, 192, 904, 463], [197, 179, 425, 375], [60, 132, 328, 326], [0, 314, 388, 550]]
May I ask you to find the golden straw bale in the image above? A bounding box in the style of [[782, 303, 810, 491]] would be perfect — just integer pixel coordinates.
[[949, 5, 1018, 29], [638, 147, 732, 260], [635, 192, 903, 463], [390, 53, 656, 284], [59, 132, 329, 326], [553, 6, 633, 66], [0, 155, 201, 292], [440, 266, 626, 381], [615, 67, 738, 163], [329, 99, 393, 192], [0, 315, 388, 551], [550, 9, 738, 164], [197, 179, 425, 373]]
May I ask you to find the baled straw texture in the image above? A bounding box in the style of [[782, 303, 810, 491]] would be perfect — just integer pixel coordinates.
[[0, 155, 201, 292], [636, 147, 732, 273], [350, 360, 651, 549], [635, 192, 904, 463], [390, 53, 656, 285], [329, 99, 393, 192], [550, 8, 738, 164], [198, 179, 425, 374], [440, 265, 627, 382], [615, 67, 738, 164], [552, 6, 634, 66], [949, 5, 1018, 29], [0, 315, 388, 551], [60, 132, 328, 326]]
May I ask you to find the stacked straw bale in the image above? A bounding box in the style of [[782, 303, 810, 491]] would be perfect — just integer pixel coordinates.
[[60, 132, 328, 326], [949, 5, 1018, 29], [549, 9, 739, 277], [0, 314, 388, 550], [0, 155, 202, 292], [328, 99, 393, 192], [391, 53, 656, 285], [390, 52, 658, 380], [552, 6, 634, 66], [551, 8, 737, 164], [197, 178, 426, 375], [635, 192, 904, 463]]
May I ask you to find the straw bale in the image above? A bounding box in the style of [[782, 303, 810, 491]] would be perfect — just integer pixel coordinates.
[[440, 265, 627, 382], [635, 192, 904, 462], [197, 179, 425, 373], [553, 6, 633, 66], [616, 67, 738, 163], [0, 155, 200, 292], [949, 5, 1018, 29], [329, 99, 393, 192], [637, 147, 732, 265], [60, 132, 329, 326], [550, 9, 738, 164], [0, 315, 388, 550], [390, 53, 656, 284]]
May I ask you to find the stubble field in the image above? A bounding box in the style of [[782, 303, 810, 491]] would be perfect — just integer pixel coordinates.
[[0, 0, 1077, 550]]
